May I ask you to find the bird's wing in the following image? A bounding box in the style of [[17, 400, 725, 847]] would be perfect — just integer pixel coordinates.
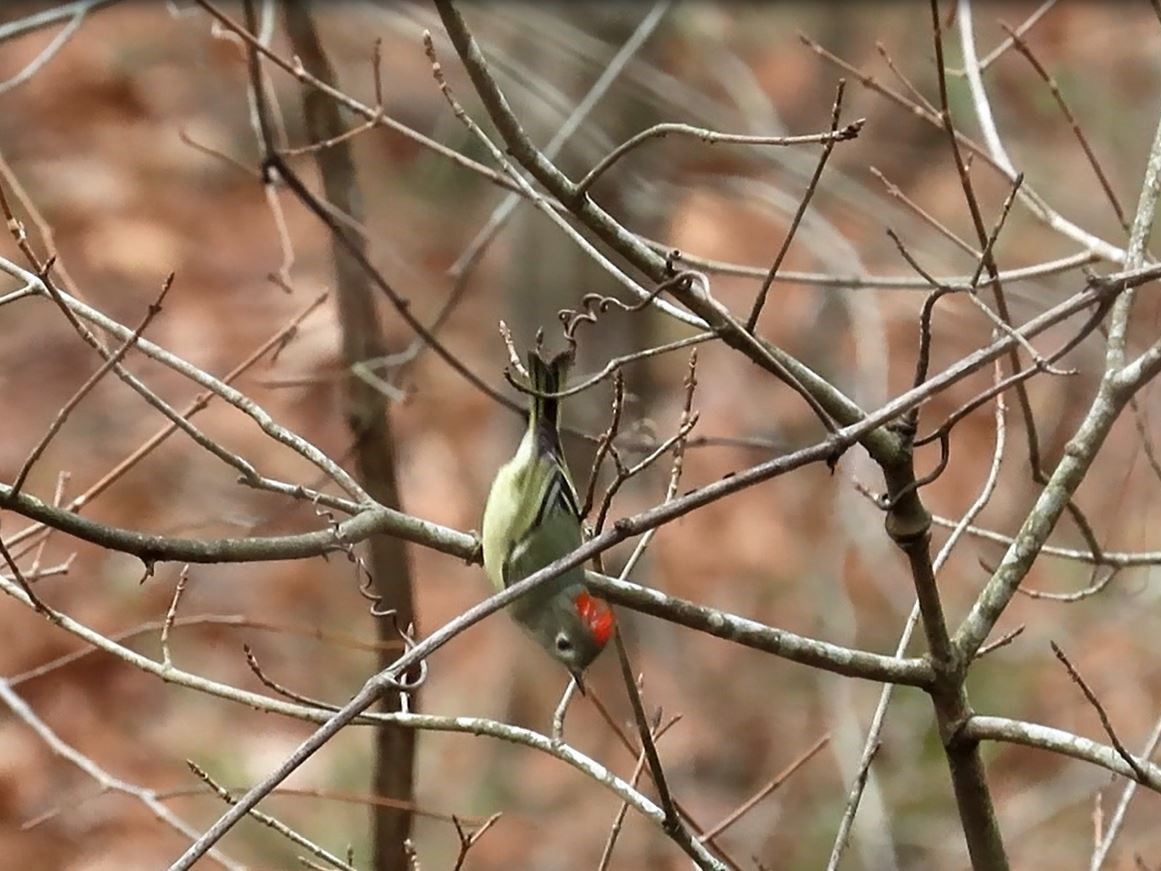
[[503, 463, 583, 587]]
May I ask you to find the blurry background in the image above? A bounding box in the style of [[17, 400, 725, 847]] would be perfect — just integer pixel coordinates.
[[1, 1, 1160, 868]]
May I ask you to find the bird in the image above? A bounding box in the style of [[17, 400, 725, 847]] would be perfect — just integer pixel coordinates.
[[481, 346, 614, 689]]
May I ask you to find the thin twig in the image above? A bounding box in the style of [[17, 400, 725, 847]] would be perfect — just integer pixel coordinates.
[[12, 273, 174, 494], [616, 351, 699, 581], [550, 679, 578, 744], [592, 412, 698, 535], [1090, 713, 1161, 870], [870, 166, 978, 257], [612, 640, 678, 831], [23, 781, 477, 832], [700, 733, 830, 841], [0, 535, 54, 617], [975, 624, 1025, 658], [577, 117, 864, 197], [597, 715, 681, 871], [909, 284, 955, 413], [932, 515, 1161, 567], [1050, 641, 1148, 782], [947, 0, 1058, 74], [451, 812, 502, 871], [826, 742, 883, 871], [1, 291, 328, 552], [0, 0, 121, 43], [664, 242, 1097, 291], [13, 613, 400, 686], [1127, 392, 1161, 486], [178, 126, 260, 177], [1092, 792, 1104, 858], [1018, 568, 1118, 602], [875, 41, 937, 116], [0, 150, 85, 299], [746, 79, 849, 330], [582, 371, 625, 520], [999, 20, 1127, 230], [530, 331, 714, 403], [186, 761, 358, 871], [244, 644, 339, 711], [26, 471, 69, 576], [0, 0, 90, 95], [798, 28, 1125, 262], [160, 565, 190, 670]]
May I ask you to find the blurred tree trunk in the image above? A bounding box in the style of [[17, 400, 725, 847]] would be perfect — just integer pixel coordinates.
[[283, 7, 416, 871]]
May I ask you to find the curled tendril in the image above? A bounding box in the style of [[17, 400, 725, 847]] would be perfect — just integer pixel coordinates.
[[316, 502, 359, 568], [360, 590, 427, 699], [367, 597, 394, 617], [393, 621, 428, 695], [558, 293, 621, 346], [557, 272, 696, 351], [360, 566, 401, 620], [314, 500, 380, 612], [378, 615, 428, 708]]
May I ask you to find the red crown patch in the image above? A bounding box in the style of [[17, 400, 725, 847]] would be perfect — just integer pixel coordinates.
[[574, 590, 614, 646]]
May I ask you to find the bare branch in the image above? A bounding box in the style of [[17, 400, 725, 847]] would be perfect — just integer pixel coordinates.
[[0, 0, 93, 95], [11, 272, 174, 494], [451, 0, 672, 277], [577, 116, 863, 197], [963, 716, 1161, 792], [2, 290, 329, 553], [0, 677, 244, 871], [799, 28, 1126, 262], [587, 573, 932, 687], [955, 112, 1161, 660]]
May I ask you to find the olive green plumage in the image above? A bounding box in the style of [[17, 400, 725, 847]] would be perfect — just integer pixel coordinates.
[[481, 348, 611, 682]]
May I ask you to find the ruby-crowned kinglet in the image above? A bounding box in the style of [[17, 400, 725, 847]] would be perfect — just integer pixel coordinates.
[[481, 347, 614, 687]]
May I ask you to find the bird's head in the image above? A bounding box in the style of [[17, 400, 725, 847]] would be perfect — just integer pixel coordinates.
[[524, 589, 614, 690]]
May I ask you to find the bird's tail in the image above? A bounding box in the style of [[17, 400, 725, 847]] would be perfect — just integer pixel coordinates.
[[526, 348, 571, 446]]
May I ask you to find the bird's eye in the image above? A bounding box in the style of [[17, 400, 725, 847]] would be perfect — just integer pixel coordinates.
[[555, 634, 573, 653]]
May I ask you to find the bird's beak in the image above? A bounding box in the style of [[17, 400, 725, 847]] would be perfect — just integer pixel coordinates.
[[569, 669, 586, 696]]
